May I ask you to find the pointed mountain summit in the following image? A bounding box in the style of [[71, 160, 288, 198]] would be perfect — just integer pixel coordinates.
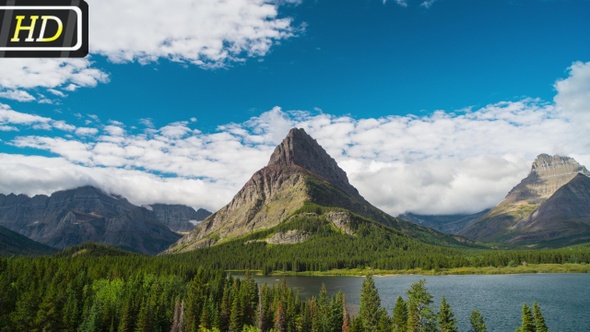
[[460, 154, 590, 245], [501, 153, 590, 206], [170, 128, 458, 252], [267, 128, 360, 198]]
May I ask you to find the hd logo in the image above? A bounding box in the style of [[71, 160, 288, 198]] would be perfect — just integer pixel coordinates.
[[0, 0, 88, 57]]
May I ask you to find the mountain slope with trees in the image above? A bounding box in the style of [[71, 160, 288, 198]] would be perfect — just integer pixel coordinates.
[[171, 128, 466, 253]]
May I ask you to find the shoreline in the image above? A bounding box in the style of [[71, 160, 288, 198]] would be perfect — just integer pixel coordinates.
[[252, 263, 590, 277]]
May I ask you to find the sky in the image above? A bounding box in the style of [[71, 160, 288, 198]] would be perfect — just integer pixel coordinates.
[[0, 0, 589, 216]]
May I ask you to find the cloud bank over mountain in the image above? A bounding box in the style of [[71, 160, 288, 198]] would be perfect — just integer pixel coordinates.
[[1, 61, 588, 216]]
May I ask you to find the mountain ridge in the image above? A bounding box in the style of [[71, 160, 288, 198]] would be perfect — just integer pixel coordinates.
[[0, 186, 209, 255]]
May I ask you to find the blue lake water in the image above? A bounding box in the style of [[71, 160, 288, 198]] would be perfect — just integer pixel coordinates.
[[249, 274, 590, 331]]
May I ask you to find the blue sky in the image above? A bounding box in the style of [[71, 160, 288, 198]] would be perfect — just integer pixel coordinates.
[[0, 0, 589, 215]]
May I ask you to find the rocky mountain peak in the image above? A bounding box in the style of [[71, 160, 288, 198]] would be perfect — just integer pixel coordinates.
[[501, 154, 590, 204], [531, 154, 589, 177], [460, 154, 590, 245], [267, 128, 357, 196]]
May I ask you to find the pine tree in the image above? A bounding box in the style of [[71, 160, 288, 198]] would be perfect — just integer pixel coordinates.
[[135, 298, 154, 332], [220, 283, 231, 332], [517, 304, 535, 332], [533, 302, 548, 332], [407, 279, 435, 332], [328, 291, 344, 332], [407, 299, 420, 332], [469, 310, 486, 332], [274, 301, 287, 332], [342, 294, 350, 332], [376, 307, 392, 332], [199, 303, 211, 331], [229, 294, 243, 332], [437, 296, 458, 332], [349, 316, 364, 332], [317, 284, 330, 331], [392, 296, 407, 332], [359, 275, 383, 331]]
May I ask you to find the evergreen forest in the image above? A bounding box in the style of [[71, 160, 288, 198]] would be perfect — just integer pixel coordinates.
[[0, 243, 556, 331]]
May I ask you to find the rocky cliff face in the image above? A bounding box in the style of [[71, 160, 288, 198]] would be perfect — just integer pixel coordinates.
[[169, 128, 461, 253], [510, 173, 590, 244], [147, 204, 211, 232], [0, 186, 182, 255], [460, 154, 590, 245], [501, 154, 590, 205]]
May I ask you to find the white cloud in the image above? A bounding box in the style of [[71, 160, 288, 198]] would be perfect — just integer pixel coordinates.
[[0, 89, 36, 102], [554, 61, 590, 137], [89, 0, 297, 67], [3, 95, 587, 215], [1, 62, 589, 216], [75, 127, 99, 136], [0, 154, 224, 212], [420, 0, 437, 8], [48, 89, 67, 97], [0, 104, 77, 132], [0, 105, 51, 126], [11, 136, 92, 164], [0, 0, 299, 100], [0, 58, 109, 91]]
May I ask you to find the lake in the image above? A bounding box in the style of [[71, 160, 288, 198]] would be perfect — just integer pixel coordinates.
[[247, 274, 590, 331]]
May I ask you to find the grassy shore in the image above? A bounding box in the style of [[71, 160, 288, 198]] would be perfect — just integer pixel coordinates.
[[263, 263, 590, 277]]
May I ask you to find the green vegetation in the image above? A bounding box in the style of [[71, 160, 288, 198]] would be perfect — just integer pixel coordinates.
[[162, 212, 590, 276], [0, 247, 555, 332]]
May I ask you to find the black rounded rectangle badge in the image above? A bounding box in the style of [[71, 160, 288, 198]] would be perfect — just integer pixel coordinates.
[[0, 0, 88, 57]]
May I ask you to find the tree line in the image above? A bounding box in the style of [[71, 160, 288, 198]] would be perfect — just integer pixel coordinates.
[[0, 248, 550, 331]]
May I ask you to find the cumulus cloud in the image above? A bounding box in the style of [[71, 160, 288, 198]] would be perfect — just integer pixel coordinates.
[[554, 61, 590, 142], [89, 0, 297, 67], [0, 58, 109, 90], [0, 90, 36, 102], [0, 154, 226, 211], [0, 0, 299, 100], [1, 62, 589, 216], [0, 104, 77, 132]]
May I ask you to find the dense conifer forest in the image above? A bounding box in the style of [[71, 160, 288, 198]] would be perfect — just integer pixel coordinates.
[[0, 242, 563, 331]]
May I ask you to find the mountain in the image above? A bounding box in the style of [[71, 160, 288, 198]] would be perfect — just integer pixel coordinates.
[[0, 186, 181, 255], [146, 204, 211, 232], [460, 154, 590, 246], [399, 209, 490, 235], [169, 128, 465, 253], [510, 173, 590, 245], [0, 225, 55, 256]]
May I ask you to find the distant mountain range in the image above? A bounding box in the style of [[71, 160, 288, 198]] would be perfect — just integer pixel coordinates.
[[399, 209, 490, 235], [0, 186, 211, 255], [401, 154, 590, 247]]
